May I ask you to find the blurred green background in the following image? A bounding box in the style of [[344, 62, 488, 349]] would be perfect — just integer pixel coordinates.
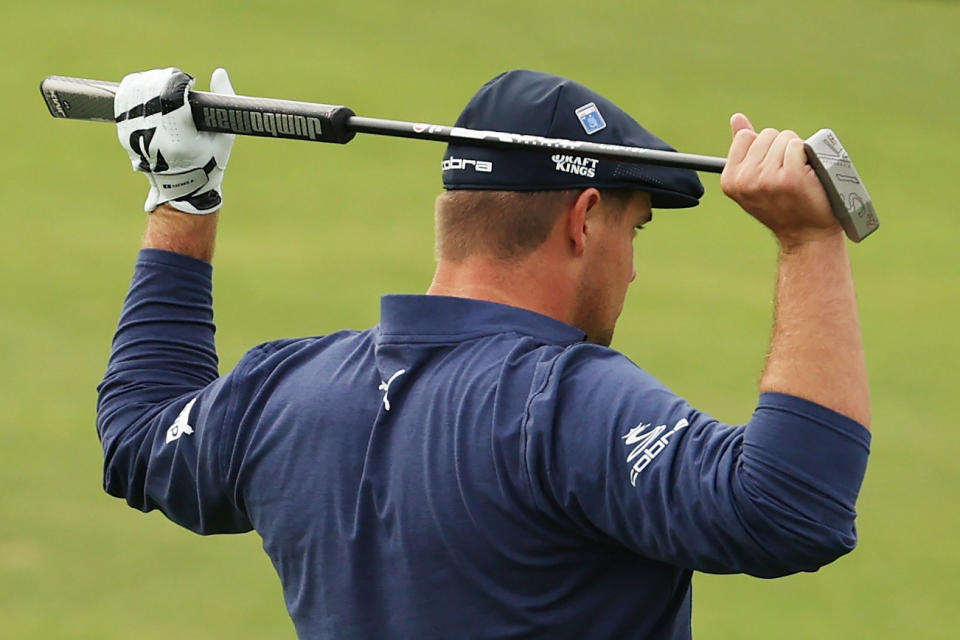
[[2, 0, 957, 637]]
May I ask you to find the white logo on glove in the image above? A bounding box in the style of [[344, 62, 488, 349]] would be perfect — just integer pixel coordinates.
[[115, 67, 236, 214]]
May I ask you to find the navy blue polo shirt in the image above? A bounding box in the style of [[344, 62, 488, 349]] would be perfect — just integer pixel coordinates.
[[98, 249, 870, 639]]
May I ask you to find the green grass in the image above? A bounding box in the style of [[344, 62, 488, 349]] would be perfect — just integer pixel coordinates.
[[1, 0, 958, 636]]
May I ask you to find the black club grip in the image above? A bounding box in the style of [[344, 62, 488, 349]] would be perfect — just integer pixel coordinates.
[[188, 91, 356, 144]]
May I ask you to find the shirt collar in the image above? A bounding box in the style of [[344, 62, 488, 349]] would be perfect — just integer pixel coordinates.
[[379, 295, 586, 345]]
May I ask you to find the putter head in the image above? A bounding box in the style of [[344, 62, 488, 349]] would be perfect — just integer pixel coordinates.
[[804, 129, 879, 242]]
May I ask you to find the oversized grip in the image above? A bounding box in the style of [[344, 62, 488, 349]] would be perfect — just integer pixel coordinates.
[[189, 91, 356, 144]]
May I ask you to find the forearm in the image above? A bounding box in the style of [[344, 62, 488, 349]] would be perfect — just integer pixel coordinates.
[[97, 248, 220, 490], [98, 249, 219, 423], [103, 201, 220, 433], [95, 248, 252, 533], [760, 231, 870, 427], [142, 204, 219, 263]]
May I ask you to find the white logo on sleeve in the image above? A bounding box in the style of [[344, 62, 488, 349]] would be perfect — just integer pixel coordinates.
[[378, 369, 406, 411], [165, 397, 197, 444], [622, 418, 689, 486]]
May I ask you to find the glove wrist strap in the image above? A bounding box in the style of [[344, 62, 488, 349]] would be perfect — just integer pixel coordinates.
[[148, 166, 210, 201]]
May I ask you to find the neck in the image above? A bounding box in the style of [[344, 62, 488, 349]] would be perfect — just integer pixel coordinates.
[[427, 253, 577, 325]]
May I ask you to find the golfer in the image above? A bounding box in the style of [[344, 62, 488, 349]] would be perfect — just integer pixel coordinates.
[[99, 68, 871, 639]]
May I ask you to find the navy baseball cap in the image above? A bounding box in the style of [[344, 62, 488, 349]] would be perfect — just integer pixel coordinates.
[[442, 70, 704, 208]]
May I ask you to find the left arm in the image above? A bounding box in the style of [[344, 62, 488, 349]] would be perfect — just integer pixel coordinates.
[[97, 243, 253, 534], [141, 204, 219, 262], [96, 68, 251, 534]]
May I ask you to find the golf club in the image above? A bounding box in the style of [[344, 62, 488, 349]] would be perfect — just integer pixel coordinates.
[[40, 75, 879, 241]]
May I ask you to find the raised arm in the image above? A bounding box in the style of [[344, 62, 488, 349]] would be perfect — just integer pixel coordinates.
[[96, 68, 250, 533], [524, 114, 872, 578], [721, 113, 870, 427]]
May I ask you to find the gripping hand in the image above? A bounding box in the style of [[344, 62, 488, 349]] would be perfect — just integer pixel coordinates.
[[115, 68, 236, 214], [721, 113, 840, 246]]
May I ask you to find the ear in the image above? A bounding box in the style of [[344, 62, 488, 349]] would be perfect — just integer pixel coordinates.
[[565, 188, 601, 257]]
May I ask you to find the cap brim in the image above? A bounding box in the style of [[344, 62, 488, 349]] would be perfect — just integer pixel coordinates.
[[647, 188, 701, 209]]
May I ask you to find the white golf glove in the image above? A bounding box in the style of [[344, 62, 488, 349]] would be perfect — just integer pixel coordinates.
[[115, 67, 236, 214]]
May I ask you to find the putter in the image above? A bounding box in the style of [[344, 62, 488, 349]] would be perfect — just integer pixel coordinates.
[[39, 75, 879, 242]]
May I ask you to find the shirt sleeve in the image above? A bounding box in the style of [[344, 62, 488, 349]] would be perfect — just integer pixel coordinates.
[[521, 345, 871, 578], [96, 249, 256, 535]]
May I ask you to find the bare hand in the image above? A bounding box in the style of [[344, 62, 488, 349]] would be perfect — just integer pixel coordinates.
[[721, 114, 841, 247]]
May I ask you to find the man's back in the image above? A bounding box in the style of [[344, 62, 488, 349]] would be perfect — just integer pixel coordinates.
[[210, 295, 693, 638], [100, 259, 867, 638]]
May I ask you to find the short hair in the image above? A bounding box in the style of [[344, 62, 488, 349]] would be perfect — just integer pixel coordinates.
[[434, 189, 636, 262]]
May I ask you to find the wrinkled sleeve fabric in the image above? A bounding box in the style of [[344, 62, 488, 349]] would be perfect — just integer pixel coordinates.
[[522, 345, 871, 578], [96, 249, 256, 535]]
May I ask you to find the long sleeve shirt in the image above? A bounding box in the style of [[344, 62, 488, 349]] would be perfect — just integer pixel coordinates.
[[97, 249, 871, 639]]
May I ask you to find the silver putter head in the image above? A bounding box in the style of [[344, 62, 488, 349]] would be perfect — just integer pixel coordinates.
[[804, 129, 879, 242]]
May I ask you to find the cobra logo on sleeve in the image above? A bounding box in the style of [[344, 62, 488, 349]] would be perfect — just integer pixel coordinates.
[[166, 398, 197, 444], [621, 418, 689, 486]]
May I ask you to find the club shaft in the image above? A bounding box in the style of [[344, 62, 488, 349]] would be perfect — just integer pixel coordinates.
[[40, 75, 727, 173], [348, 116, 726, 172]]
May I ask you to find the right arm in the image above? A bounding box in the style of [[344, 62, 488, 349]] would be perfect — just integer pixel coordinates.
[[524, 115, 872, 576], [722, 114, 870, 427], [524, 352, 869, 578]]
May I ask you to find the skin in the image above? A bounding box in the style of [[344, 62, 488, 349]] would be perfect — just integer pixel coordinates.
[[722, 114, 869, 427], [142, 206, 218, 262], [427, 189, 650, 346], [143, 112, 869, 428]]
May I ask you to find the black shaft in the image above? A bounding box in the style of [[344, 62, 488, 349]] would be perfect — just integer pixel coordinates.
[[40, 76, 727, 173], [347, 116, 726, 173]]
